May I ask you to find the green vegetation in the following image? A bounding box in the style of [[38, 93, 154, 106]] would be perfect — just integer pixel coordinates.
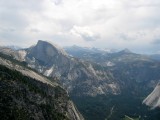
[[0, 65, 69, 120], [71, 93, 160, 120]]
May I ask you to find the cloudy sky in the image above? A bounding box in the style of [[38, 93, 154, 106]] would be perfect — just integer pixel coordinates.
[[0, 0, 160, 53]]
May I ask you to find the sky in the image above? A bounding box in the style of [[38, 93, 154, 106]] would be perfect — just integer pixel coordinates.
[[0, 0, 160, 53]]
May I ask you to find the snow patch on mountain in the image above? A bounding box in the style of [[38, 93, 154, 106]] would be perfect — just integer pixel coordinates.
[[88, 64, 97, 76], [44, 66, 54, 76], [97, 86, 105, 94], [106, 61, 115, 66], [17, 50, 27, 61]]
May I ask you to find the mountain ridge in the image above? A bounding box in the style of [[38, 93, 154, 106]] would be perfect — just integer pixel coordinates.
[[1, 40, 160, 120], [0, 52, 84, 120]]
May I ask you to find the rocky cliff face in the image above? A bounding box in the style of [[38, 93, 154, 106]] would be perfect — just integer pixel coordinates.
[[1, 40, 160, 119], [23, 40, 120, 96], [1, 40, 160, 97], [0, 53, 84, 120], [143, 82, 160, 109], [25, 40, 71, 77]]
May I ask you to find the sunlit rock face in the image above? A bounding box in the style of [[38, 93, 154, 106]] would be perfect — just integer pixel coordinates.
[[25, 40, 120, 96], [143, 82, 160, 109]]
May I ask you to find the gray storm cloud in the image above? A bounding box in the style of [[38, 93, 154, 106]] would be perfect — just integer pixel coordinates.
[[0, 0, 160, 53]]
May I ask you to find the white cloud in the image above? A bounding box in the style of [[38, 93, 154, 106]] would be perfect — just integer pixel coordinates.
[[70, 26, 100, 41], [0, 0, 160, 53]]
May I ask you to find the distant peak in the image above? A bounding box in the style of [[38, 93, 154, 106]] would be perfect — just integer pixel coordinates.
[[71, 45, 82, 48], [38, 40, 44, 42], [37, 40, 48, 44], [119, 48, 132, 54], [36, 40, 68, 56]]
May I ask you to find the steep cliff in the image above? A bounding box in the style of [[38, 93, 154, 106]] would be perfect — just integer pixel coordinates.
[[0, 53, 84, 120], [143, 82, 160, 109]]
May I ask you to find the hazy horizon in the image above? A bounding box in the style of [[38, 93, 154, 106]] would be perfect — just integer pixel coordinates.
[[1, 39, 158, 54]]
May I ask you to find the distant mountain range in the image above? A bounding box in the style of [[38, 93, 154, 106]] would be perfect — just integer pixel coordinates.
[[1, 40, 120, 96], [6, 45, 22, 50], [0, 40, 160, 120]]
